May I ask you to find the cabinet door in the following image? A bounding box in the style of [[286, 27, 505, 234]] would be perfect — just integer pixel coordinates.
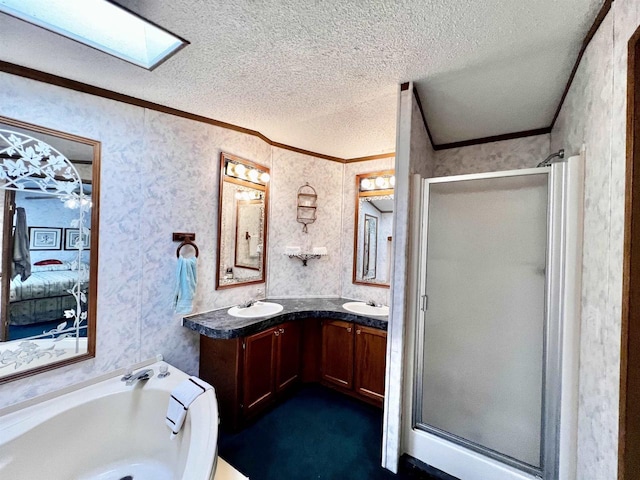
[[354, 326, 387, 405], [275, 321, 302, 393], [321, 320, 354, 389], [243, 327, 276, 416]]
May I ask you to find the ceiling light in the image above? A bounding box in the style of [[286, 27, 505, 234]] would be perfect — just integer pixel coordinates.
[[0, 0, 189, 70]]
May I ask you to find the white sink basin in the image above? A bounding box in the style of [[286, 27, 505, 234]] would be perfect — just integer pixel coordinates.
[[342, 302, 389, 317], [228, 301, 284, 318]]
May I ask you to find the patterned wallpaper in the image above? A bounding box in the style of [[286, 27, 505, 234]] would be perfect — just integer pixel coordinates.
[[340, 158, 395, 305], [550, 2, 639, 478], [0, 72, 400, 408], [384, 87, 438, 471], [433, 134, 551, 177], [0, 74, 274, 408], [267, 148, 344, 298]]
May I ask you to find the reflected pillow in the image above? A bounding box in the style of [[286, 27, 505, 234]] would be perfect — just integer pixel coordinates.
[[32, 262, 73, 272], [33, 259, 63, 266]]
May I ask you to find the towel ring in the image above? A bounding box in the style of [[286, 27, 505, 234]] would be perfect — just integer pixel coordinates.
[[176, 240, 199, 258]]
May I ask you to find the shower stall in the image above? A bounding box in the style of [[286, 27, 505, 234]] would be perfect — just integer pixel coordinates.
[[404, 155, 583, 480]]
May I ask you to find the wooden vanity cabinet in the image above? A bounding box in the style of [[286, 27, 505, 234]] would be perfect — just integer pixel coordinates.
[[242, 327, 277, 416], [275, 321, 302, 393], [320, 320, 387, 406], [354, 325, 387, 404], [200, 321, 301, 429], [199, 317, 386, 430], [321, 320, 355, 389]]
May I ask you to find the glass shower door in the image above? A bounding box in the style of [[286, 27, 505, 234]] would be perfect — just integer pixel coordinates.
[[415, 170, 549, 475]]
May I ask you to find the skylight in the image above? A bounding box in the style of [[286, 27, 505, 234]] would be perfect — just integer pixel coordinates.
[[0, 0, 188, 70]]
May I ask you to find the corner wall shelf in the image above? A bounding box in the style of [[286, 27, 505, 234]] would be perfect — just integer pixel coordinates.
[[284, 252, 327, 267]]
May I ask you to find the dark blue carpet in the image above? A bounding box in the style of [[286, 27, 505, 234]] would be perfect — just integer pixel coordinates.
[[219, 385, 399, 480], [8, 318, 87, 340]]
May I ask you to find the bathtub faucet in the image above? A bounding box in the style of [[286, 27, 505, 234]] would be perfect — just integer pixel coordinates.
[[123, 368, 154, 386]]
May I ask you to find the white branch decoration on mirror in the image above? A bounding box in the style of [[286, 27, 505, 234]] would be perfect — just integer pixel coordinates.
[[0, 129, 88, 371]]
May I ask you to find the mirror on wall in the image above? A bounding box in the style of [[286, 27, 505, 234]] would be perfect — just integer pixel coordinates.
[[0, 116, 100, 383], [216, 152, 269, 289], [353, 170, 394, 288]]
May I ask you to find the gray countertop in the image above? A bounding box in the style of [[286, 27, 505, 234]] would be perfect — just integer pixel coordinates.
[[182, 297, 388, 339]]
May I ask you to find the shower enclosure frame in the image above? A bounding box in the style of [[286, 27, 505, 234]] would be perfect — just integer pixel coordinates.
[[409, 161, 583, 480]]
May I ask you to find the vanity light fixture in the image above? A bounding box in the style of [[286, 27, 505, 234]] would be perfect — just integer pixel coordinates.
[[359, 174, 394, 192], [224, 159, 269, 187], [235, 190, 262, 201], [62, 194, 93, 209], [0, 0, 189, 70]]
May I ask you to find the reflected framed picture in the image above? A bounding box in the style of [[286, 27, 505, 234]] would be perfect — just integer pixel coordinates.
[[64, 228, 90, 250], [28, 227, 62, 251]]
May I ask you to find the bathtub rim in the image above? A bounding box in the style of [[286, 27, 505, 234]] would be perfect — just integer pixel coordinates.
[[0, 355, 219, 480], [0, 354, 162, 416]]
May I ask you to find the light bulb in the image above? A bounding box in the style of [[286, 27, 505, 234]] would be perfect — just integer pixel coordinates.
[[248, 169, 259, 181], [226, 163, 235, 176], [64, 198, 79, 209], [361, 178, 373, 190], [234, 163, 246, 177], [260, 172, 270, 183], [375, 176, 386, 188], [390, 175, 395, 187]]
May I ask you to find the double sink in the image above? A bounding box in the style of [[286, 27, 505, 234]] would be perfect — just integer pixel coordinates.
[[227, 300, 389, 319]]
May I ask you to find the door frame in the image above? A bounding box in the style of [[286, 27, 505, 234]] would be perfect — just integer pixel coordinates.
[[410, 168, 554, 480], [405, 162, 584, 480], [619, 23, 640, 480]]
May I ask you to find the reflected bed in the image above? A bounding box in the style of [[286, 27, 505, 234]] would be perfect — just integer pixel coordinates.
[[9, 263, 88, 326]]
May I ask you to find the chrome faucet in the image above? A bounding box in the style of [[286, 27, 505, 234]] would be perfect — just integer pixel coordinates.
[[123, 368, 154, 386], [367, 300, 381, 307], [238, 299, 256, 309]]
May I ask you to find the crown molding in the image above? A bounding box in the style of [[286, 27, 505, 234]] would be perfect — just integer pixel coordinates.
[[0, 60, 395, 164], [413, 0, 613, 151]]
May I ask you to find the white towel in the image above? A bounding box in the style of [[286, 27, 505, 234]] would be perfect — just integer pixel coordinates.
[[248, 234, 259, 257], [166, 376, 213, 435]]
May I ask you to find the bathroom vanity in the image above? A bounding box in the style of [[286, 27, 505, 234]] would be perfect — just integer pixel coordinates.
[[184, 298, 388, 430]]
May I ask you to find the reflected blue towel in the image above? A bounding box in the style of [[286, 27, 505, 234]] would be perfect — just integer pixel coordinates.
[[174, 256, 197, 314]]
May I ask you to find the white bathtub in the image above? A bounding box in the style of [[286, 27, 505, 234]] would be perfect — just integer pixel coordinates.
[[0, 360, 219, 480]]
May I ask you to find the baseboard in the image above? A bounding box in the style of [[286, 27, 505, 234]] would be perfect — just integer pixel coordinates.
[[399, 454, 461, 480]]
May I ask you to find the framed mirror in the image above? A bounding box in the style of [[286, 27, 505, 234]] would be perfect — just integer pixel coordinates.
[[353, 170, 394, 288], [216, 152, 269, 289], [0, 116, 100, 383], [363, 214, 377, 279]]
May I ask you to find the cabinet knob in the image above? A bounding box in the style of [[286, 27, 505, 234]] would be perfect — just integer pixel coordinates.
[[279, 328, 285, 334], [356, 329, 361, 334], [274, 330, 280, 336], [347, 327, 352, 332]]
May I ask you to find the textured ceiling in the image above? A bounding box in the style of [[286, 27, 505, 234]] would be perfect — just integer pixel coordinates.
[[0, 0, 603, 157]]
